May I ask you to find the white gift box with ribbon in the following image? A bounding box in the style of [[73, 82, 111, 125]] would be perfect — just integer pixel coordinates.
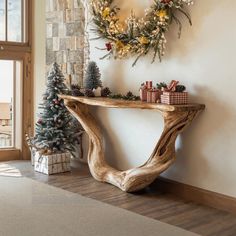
[[34, 152, 71, 175]]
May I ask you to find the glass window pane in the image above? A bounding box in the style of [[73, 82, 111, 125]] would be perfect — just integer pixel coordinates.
[[8, 0, 22, 42], [0, 60, 14, 148], [0, 0, 6, 40]]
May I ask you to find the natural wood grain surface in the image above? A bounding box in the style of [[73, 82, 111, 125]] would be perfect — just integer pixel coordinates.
[[10, 160, 236, 236], [60, 95, 205, 192], [155, 177, 236, 215], [60, 95, 205, 111]]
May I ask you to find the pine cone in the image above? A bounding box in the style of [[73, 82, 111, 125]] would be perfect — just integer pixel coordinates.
[[101, 87, 111, 97], [71, 89, 84, 97], [71, 84, 81, 90], [175, 85, 186, 92], [126, 91, 134, 98], [84, 89, 95, 97], [70, 84, 84, 96]]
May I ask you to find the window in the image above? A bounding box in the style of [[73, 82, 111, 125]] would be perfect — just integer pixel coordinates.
[[0, 0, 32, 161], [0, 0, 28, 43], [0, 60, 20, 149]]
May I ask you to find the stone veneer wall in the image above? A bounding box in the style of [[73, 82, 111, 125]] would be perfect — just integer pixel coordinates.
[[46, 0, 87, 86]]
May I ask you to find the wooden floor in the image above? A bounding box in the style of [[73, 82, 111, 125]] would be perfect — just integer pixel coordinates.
[[11, 160, 236, 236]]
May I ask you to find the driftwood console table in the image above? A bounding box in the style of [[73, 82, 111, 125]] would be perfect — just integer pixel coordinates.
[[60, 95, 205, 192]]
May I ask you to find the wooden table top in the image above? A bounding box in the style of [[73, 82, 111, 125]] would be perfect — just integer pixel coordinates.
[[59, 95, 205, 112]]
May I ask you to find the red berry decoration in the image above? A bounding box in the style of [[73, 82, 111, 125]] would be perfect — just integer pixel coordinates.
[[37, 119, 43, 124], [105, 42, 112, 51]]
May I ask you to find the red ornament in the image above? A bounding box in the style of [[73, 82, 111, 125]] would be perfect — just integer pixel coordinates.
[[37, 119, 43, 124], [54, 100, 59, 105], [105, 42, 112, 51]]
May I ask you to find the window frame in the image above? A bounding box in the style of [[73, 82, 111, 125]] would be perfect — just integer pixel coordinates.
[[0, 0, 32, 161], [0, 0, 32, 51]]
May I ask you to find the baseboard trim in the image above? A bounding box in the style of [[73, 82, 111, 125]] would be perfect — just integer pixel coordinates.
[[154, 177, 236, 215]]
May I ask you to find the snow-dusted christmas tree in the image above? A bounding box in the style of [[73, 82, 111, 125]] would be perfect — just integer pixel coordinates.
[[32, 62, 79, 155], [84, 61, 102, 90]]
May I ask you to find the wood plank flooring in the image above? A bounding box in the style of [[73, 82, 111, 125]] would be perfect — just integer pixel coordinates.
[[8, 160, 236, 236]]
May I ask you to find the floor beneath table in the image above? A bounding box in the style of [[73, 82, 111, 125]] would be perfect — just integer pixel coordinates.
[[4, 160, 236, 236]]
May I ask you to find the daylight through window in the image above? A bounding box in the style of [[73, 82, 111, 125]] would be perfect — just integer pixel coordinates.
[[0, 0, 27, 43]]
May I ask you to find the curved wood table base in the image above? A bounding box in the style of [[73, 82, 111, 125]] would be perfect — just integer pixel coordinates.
[[61, 96, 205, 192]]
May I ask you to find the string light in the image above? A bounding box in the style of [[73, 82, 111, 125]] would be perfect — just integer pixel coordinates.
[[91, 0, 194, 66]]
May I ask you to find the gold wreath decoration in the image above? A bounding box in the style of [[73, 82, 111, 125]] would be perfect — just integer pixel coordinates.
[[91, 0, 194, 66]]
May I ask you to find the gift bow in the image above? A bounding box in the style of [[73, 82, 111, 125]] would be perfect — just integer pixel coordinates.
[[163, 80, 179, 92]]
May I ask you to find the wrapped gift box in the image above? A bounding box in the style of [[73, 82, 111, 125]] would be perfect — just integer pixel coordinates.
[[140, 86, 148, 101], [31, 148, 37, 166], [34, 152, 71, 175], [146, 81, 153, 89], [161, 92, 188, 105], [147, 89, 161, 103]]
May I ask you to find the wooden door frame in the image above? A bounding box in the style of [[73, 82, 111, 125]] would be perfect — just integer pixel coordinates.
[[0, 52, 33, 161], [0, 0, 33, 161]]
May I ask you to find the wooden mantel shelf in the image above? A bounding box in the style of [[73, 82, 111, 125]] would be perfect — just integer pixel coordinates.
[[60, 95, 205, 192]]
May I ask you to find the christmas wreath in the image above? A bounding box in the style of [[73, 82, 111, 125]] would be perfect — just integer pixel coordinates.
[[91, 0, 194, 66]]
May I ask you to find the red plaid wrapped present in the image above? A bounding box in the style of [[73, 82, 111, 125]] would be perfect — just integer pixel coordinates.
[[147, 89, 161, 103], [161, 92, 188, 105], [139, 84, 148, 101], [146, 81, 153, 89]]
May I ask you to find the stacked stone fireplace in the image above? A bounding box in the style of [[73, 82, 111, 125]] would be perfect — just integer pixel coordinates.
[[46, 0, 87, 86]]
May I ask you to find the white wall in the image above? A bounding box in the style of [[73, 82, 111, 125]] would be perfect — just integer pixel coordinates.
[[89, 0, 236, 198], [33, 0, 46, 120], [34, 0, 236, 198]]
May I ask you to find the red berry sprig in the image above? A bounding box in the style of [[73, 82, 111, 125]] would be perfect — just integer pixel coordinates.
[[105, 42, 112, 51]]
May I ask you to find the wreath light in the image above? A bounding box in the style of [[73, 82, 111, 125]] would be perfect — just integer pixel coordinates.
[[91, 0, 194, 66]]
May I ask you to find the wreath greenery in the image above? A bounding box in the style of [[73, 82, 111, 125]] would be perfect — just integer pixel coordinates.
[[91, 0, 194, 66]]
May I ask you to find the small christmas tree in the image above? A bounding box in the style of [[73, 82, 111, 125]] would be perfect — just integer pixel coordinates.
[[84, 61, 102, 90], [32, 63, 80, 155]]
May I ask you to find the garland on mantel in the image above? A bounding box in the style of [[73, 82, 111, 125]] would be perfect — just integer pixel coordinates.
[[91, 0, 194, 66]]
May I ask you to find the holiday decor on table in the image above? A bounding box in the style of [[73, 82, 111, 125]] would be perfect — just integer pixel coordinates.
[[140, 81, 162, 103], [156, 82, 167, 91], [139, 83, 148, 101], [93, 86, 102, 97], [109, 91, 140, 101], [101, 87, 112, 97], [91, 0, 194, 66], [84, 88, 95, 97], [27, 62, 82, 174], [147, 88, 160, 103], [85, 61, 102, 90], [71, 84, 84, 97], [146, 81, 153, 89], [160, 80, 188, 104]]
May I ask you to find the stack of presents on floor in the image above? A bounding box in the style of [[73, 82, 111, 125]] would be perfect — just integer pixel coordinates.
[[140, 80, 188, 105]]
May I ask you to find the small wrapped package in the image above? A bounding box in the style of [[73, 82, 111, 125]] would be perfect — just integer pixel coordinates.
[[34, 152, 71, 175], [139, 84, 148, 101], [161, 92, 188, 105], [147, 88, 160, 103]]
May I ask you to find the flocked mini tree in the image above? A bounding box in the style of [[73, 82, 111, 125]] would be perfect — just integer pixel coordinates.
[[84, 61, 102, 90], [32, 62, 80, 155]]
